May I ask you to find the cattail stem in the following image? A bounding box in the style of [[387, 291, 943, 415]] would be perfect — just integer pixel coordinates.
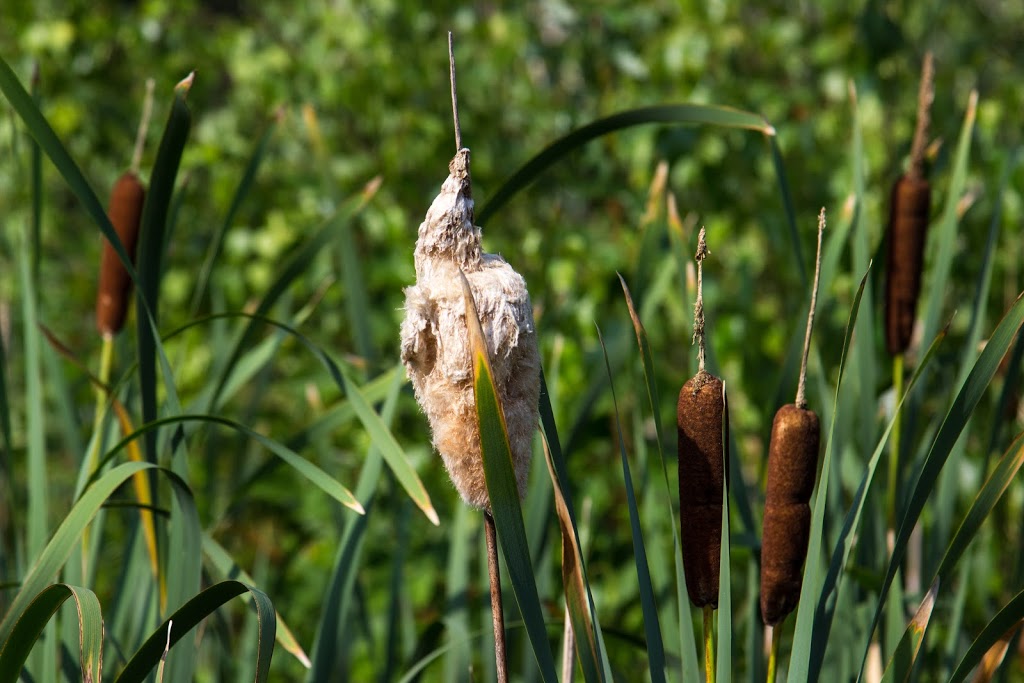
[[767, 621, 783, 683], [694, 227, 708, 373], [484, 512, 508, 683], [703, 604, 716, 683], [796, 209, 825, 409], [448, 32, 462, 151], [887, 353, 905, 531], [81, 334, 115, 574]]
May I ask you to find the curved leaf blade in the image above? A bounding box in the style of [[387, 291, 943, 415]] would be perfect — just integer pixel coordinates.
[[115, 580, 276, 683], [0, 583, 103, 682], [477, 104, 773, 224]]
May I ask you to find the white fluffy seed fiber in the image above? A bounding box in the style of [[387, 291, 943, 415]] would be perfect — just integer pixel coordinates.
[[400, 148, 541, 510]]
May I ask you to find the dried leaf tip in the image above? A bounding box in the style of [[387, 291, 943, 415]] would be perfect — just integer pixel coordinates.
[[175, 71, 195, 94]]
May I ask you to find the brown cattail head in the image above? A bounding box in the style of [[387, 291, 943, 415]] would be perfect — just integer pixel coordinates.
[[96, 171, 145, 337], [760, 404, 820, 625], [678, 370, 729, 607], [884, 174, 931, 355]]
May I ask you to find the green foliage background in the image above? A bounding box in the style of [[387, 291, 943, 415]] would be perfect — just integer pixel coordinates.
[[1, 1, 1022, 680]]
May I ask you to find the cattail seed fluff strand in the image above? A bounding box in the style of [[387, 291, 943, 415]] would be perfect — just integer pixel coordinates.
[[96, 171, 145, 337]]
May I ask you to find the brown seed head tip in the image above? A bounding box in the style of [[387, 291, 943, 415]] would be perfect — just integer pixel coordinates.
[[96, 172, 146, 336], [764, 405, 820, 505]]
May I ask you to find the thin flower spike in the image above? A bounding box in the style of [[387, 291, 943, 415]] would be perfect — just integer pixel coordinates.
[[400, 148, 540, 511]]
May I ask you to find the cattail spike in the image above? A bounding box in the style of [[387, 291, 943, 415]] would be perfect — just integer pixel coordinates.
[[796, 209, 825, 409], [448, 32, 462, 151], [96, 172, 145, 337], [909, 51, 935, 179], [678, 227, 728, 608]]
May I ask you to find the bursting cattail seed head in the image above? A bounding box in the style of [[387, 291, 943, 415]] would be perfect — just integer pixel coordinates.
[[96, 171, 145, 337], [678, 227, 729, 608], [400, 148, 540, 511], [759, 208, 825, 626]]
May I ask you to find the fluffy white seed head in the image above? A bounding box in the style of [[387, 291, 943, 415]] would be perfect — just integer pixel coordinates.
[[401, 148, 540, 510]]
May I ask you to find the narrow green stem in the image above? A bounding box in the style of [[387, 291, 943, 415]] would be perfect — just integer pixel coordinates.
[[80, 335, 115, 570], [887, 353, 905, 533], [703, 604, 716, 683], [766, 620, 783, 683]]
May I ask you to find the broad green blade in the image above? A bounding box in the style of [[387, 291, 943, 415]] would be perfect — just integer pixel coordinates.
[[169, 311, 434, 522], [858, 292, 1024, 678], [715, 382, 732, 683], [0, 583, 102, 681], [202, 533, 311, 669], [879, 579, 938, 683], [0, 56, 128, 266], [786, 263, 872, 682], [477, 104, 773, 224], [934, 432, 1024, 581], [0, 461, 148, 644], [136, 75, 193, 466], [803, 322, 947, 680], [596, 324, 665, 682], [102, 414, 363, 514], [115, 580, 276, 683], [460, 271, 558, 682], [947, 589, 1024, 683]]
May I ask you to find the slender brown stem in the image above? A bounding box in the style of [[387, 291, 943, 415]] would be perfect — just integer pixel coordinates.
[[448, 32, 462, 151], [484, 512, 508, 683], [909, 51, 934, 179], [795, 208, 825, 409], [693, 226, 709, 373]]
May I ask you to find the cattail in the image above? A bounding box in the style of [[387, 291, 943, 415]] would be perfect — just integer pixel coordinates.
[[678, 227, 729, 608], [760, 209, 825, 626], [96, 171, 145, 337], [885, 51, 934, 356], [400, 40, 540, 512]]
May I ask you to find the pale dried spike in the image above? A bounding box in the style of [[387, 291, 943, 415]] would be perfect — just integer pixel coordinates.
[[795, 208, 825, 409], [693, 227, 708, 373], [909, 51, 934, 179]]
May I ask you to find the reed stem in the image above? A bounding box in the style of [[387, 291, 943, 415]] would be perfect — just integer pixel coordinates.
[[703, 604, 716, 683], [484, 512, 508, 683]]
